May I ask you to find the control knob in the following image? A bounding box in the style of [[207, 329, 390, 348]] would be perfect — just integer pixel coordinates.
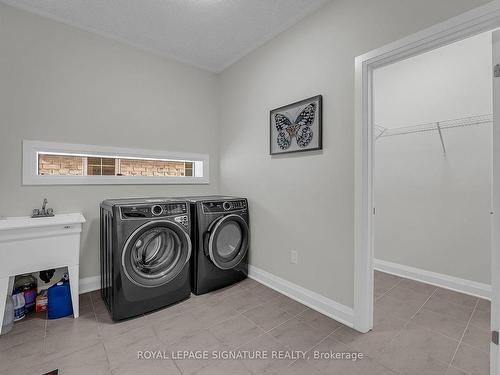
[[151, 205, 163, 216]]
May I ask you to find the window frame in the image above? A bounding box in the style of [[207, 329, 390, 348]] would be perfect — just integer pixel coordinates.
[[23, 140, 209, 185]]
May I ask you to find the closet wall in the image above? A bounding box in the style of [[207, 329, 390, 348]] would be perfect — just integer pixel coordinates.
[[374, 32, 492, 285]]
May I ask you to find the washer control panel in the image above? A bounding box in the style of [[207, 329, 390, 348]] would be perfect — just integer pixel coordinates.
[[174, 215, 189, 228], [202, 200, 247, 213], [121, 202, 188, 219]]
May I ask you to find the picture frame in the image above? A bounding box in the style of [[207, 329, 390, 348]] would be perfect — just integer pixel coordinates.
[[269, 95, 322, 155]]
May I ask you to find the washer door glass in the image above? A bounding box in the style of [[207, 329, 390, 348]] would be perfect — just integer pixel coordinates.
[[122, 221, 191, 287], [208, 214, 249, 270]]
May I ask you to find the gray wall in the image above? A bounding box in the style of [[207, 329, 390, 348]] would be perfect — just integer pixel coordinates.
[[0, 4, 219, 279], [218, 0, 490, 307], [375, 127, 491, 284], [374, 32, 492, 284]]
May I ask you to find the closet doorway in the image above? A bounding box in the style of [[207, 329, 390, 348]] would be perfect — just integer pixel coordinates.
[[373, 32, 492, 295], [373, 31, 492, 374], [354, 3, 500, 374]]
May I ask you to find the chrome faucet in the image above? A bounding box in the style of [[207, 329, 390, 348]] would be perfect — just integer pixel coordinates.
[[32, 198, 54, 218]]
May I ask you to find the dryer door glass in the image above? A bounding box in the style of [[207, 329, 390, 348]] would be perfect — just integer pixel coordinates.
[[216, 222, 242, 259], [208, 214, 249, 270], [122, 221, 191, 287]]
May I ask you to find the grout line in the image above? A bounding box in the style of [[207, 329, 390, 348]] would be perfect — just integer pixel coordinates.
[[403, 287, 437, 322], [86, 282, 344, 374], [265, 320, 347, 372], [402, 287, 437, 324], [446, 298, 480, 373], [374, 287, 439, 353], [139, 285, 293, 366], [307, 278, 409, 375], [42, 310, 48, 353], [234, 297, 310, 350], [447, 364, 472, 375], [283, 324, 347, 370], [257, 307, 307, 335], [89, 291, 114, 373], [406, 306, 480, 345], [375, 279, 403, 301], [307, 323, 347, 351], [225, 282, 341, 357], [387, 282, 483, 346], [144, 304, 196, 375], [89, 292, 99, 321], [45, 281, 484, 375], [89, 291, 104, 336], [157, 281, 337, 357]]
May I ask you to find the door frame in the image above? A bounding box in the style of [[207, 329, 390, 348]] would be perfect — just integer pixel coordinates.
[[354, 0, 500, 372]]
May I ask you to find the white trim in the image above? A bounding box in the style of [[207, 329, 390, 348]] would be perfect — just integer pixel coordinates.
[[248, 265, 354, 328], [79, 275, 100, 294], [23, 140, 209, 185], [491, 28, 500, 373], [355, 2, 500, 372], [375, 259, 491, 300]]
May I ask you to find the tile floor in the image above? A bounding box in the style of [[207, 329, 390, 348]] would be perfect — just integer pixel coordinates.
[[0, 271, 490, 375]]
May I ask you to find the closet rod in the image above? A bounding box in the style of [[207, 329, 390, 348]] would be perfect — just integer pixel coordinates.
[[375, 114, 492, 138]]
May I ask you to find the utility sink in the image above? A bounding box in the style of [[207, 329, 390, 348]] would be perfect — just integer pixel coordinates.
[[0, 213, 86, 333]]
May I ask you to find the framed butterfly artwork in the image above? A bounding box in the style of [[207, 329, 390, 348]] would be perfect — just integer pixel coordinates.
[[270, 95, 322, 155]]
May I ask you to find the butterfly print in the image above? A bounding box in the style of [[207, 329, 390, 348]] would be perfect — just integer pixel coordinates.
[[274, 103, 316, 150]]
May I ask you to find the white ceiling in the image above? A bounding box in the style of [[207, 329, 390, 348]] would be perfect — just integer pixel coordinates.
[[1, 0, 331, 72]]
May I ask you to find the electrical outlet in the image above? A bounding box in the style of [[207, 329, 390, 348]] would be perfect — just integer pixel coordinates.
[[291, 250, 298, 264]]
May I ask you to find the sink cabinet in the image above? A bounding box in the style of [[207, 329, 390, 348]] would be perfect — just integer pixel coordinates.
[[0, 213, 85, 332]]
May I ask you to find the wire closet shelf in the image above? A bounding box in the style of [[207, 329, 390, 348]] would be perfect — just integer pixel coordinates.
[[375, 114, 492, 140]]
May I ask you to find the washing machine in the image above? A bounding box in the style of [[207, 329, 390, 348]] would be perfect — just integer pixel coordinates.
[[183, 196, 249, 295], [100, 198, 192, 320]]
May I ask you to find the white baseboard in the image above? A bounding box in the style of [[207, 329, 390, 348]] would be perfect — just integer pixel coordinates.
[[374, 259, 491, 300], [248, 265, 354, 327], [79, 275, 100, 294], [78, 268, 356, 327]]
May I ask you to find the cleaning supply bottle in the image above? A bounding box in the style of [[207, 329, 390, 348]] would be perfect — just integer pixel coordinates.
[[36, 290, 48, 313], [12, 292, 26, 321], [14, 275, 37, 312], [47, 280, 73, 319], [1, 295, 14, 334]]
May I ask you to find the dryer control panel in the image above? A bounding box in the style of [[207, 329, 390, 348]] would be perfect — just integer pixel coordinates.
[[202, 200, 247, 213], [120, 203, 188, 219]]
